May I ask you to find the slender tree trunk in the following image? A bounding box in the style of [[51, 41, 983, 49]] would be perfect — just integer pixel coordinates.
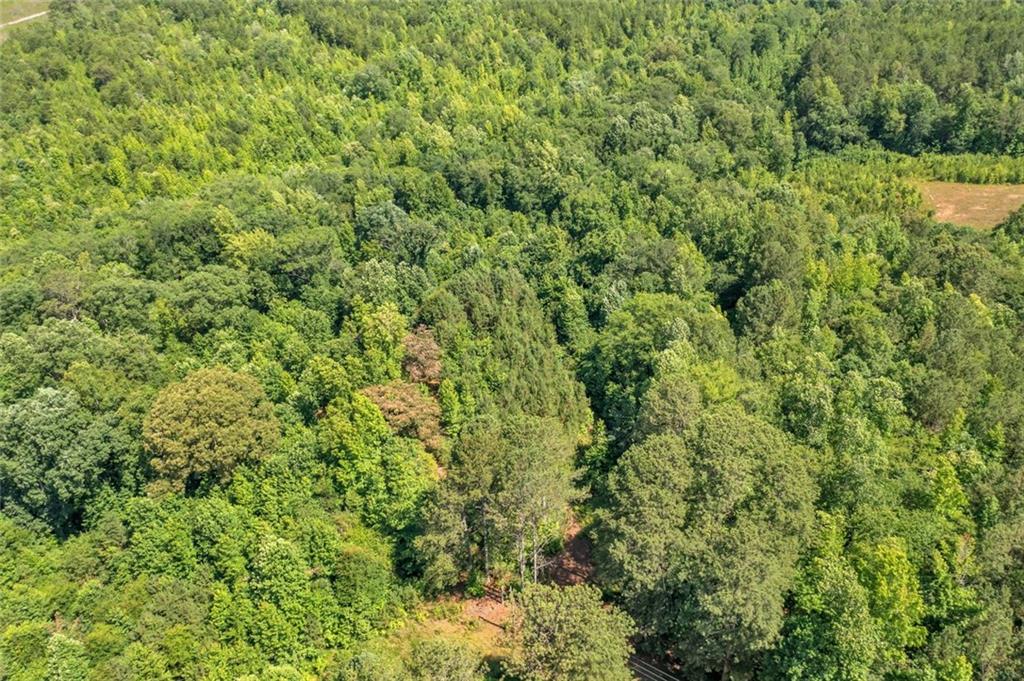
[[483, 526, 490, 580], [481, 503, 490, 580], [516, 526, 526, 584], [531, 524, 540, 582], [531, 498, 548, 582], [461, 509, 472, 574]]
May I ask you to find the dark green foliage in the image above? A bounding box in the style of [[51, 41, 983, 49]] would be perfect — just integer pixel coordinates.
[[599, 407, 816, 678], [416, 413, 576, 589], [0, 389, 106, 533]]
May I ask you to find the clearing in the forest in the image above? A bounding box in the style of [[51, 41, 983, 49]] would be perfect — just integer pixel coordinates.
[[918, 180, 1024, 229]]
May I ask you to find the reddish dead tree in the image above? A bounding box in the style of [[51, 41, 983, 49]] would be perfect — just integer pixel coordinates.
[[361, 381, 445, 454], [402, 325, 442, 389]]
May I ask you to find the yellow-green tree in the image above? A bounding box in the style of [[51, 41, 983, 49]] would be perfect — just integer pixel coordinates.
[[505, 584, 634, 681], [143, 367, 279, 495]]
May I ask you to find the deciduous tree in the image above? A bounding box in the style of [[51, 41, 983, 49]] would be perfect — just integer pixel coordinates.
[[504, 583, 634, 681], [143, 367, 279, 495]]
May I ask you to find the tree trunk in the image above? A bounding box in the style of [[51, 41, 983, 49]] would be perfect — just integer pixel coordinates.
[[481, 503, 491, 580], [531, 525, 540, 582], [462, 509, 473, 575], [516, 526, 527, 584]]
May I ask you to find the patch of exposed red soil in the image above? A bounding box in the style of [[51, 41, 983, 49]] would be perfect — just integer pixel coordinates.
[[548, 519, 596, 586], [465, 595, 509, 629]]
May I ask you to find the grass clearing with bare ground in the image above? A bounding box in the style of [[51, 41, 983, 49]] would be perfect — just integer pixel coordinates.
[[0, 0, 48, 41], [386, 598, 510, 676], [917, 180, 1024, 229]]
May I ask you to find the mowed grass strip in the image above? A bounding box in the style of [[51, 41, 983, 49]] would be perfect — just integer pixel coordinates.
[[0, 0, 49, 40], [918, 180, 1024, 229]]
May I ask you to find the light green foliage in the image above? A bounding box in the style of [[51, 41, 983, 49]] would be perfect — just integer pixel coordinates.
[[45, 633, 89, 681], [505, 583, 634, 681], [97, 642, 173, 681], [407, 638, 486, 681], [333, 650, 411, 681], [853, 538, 928, 664], [333, 544, 398, 642], [250, 537, 311, 635], [634, 338, 742, 439], [340, 300, 408, 386], [319, 393, 435, 533], [143, 367, 280, 495], [293, 355, 351, 422], [768, 513, 879, 681]]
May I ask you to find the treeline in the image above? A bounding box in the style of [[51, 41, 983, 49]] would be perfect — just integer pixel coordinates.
[[791, 0, 1024, 155], [1, 1, 1024, 680]]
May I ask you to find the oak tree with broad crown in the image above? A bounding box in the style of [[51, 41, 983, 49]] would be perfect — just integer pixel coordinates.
[[143, 366, 279, 495]]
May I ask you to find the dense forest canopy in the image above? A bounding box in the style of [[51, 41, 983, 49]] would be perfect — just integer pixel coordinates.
[[2, 1, 1024, 679]]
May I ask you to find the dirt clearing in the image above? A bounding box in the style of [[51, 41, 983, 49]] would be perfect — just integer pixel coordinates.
[[918, 180, 1024, 229]]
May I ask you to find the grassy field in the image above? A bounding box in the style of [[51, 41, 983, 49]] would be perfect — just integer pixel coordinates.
[[386, 598, 510, 677], [918, 180, 1024, 229], [0, 0, 49, 41]]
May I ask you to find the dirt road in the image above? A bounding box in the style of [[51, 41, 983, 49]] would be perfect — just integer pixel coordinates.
[[0, 9, 48, 31]]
